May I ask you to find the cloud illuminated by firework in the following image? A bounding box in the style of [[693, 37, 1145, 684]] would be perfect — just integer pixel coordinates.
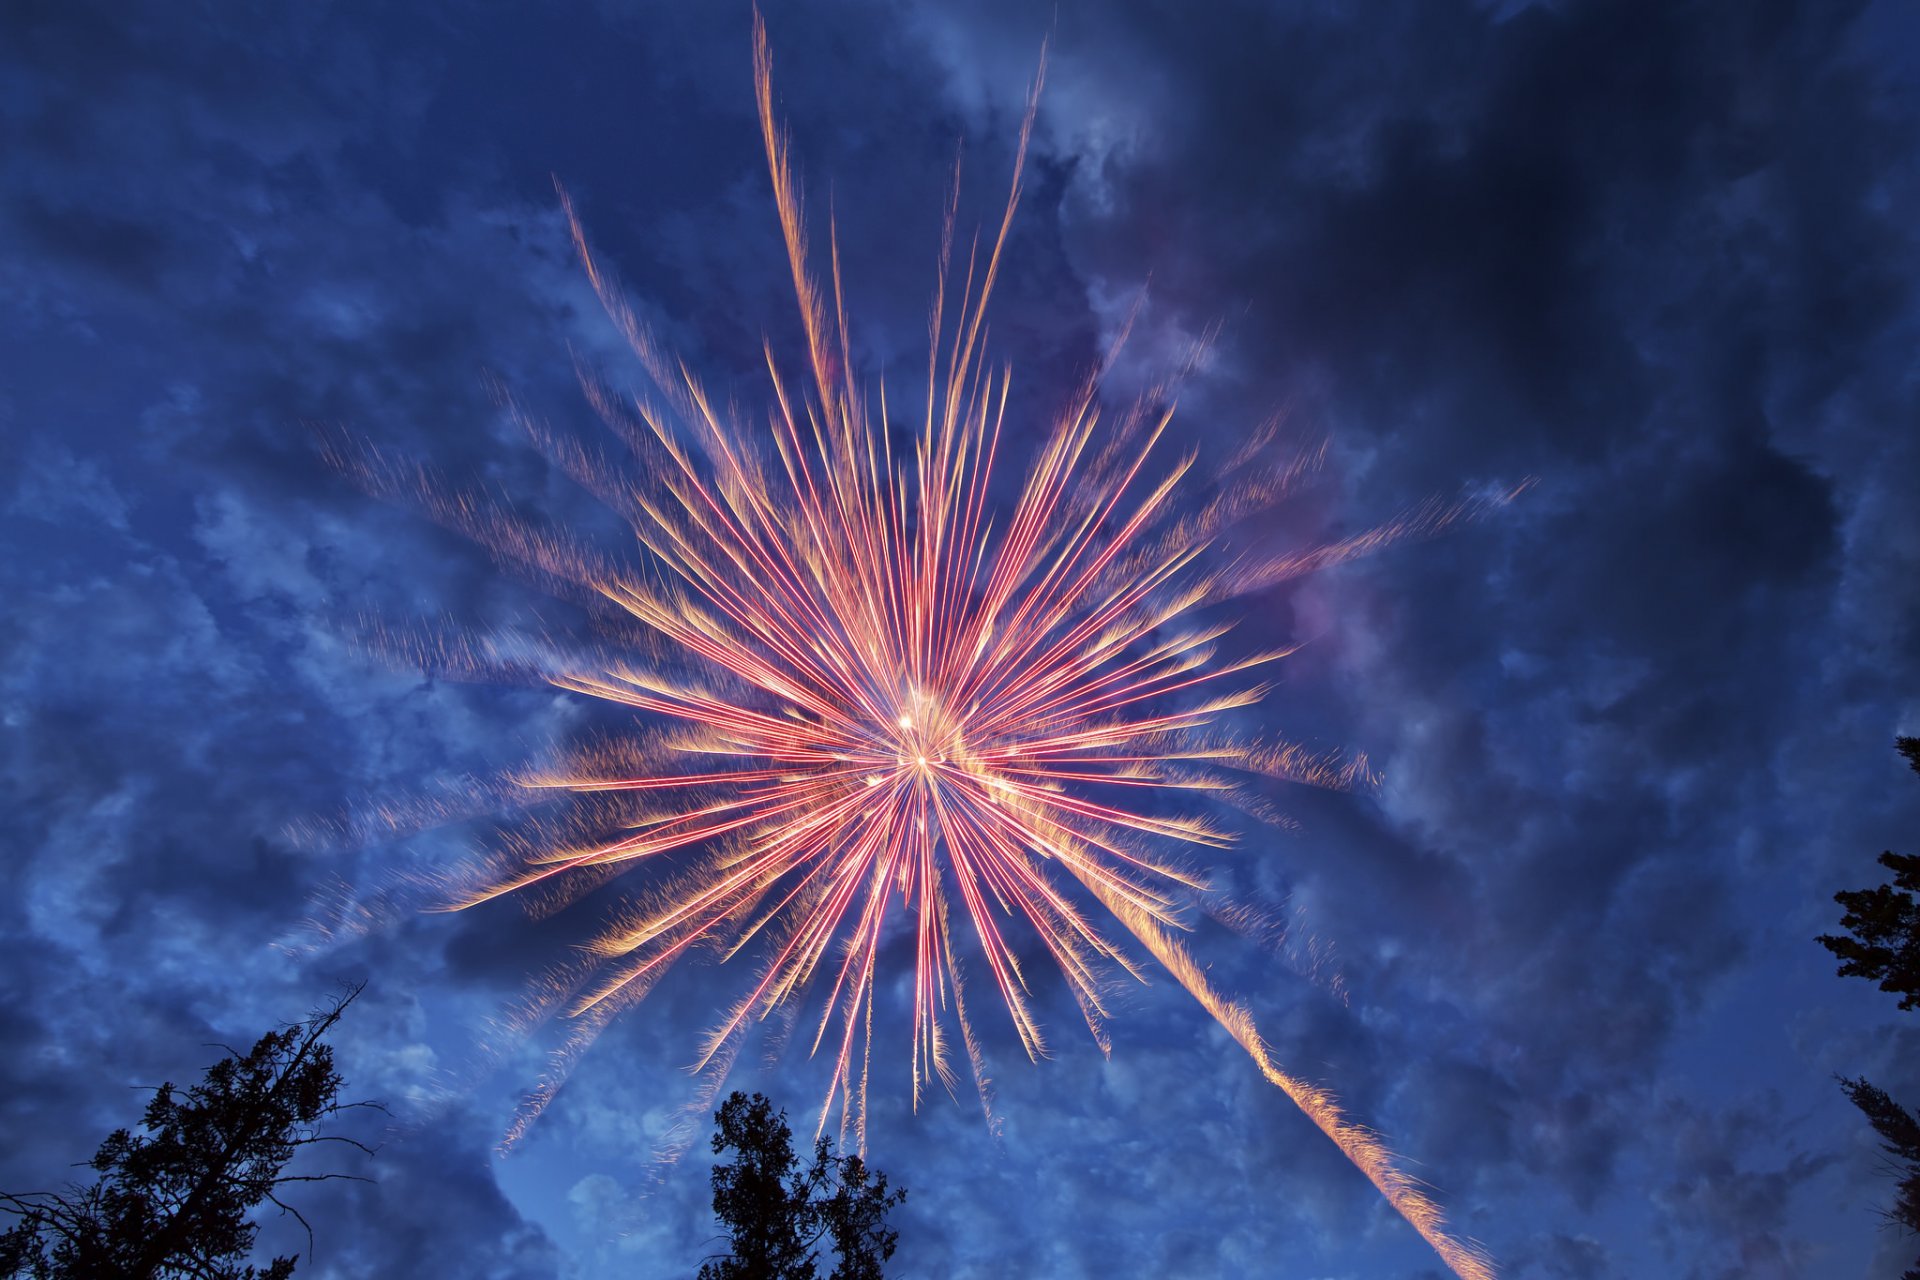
[[321, 15, 1517, 1279]]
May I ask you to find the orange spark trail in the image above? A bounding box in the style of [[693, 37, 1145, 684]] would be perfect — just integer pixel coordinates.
[[341, 11, 1513, 1276], [1080, 874, 1498, 1280]]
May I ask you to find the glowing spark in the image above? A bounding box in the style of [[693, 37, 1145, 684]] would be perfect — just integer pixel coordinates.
[[343, 13, 1512, 1278]]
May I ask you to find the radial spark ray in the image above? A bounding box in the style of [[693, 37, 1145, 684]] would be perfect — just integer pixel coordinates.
[[350, 16, 1504, 1278]]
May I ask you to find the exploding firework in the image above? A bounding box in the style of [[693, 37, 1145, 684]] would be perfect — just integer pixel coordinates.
[[330, 15, 1512, 1279]]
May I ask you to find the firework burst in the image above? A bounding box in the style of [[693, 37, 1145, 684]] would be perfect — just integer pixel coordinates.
[[330, 15, 1512, 1278]]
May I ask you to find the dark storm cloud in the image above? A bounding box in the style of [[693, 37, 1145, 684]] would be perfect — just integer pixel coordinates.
[[2, 0, 1916, 1277], [911, 0, 1917, 1272]]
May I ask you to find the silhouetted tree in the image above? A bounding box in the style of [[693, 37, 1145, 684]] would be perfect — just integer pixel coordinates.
[[1818, 737, 1920, 1279], [1821, 739, 1920, 1010], [698, 1092, 905, 1280], [0, 986, 375, 1280]]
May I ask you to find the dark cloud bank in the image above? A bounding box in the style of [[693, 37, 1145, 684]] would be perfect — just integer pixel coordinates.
[[2, 1, 1916, 1277]]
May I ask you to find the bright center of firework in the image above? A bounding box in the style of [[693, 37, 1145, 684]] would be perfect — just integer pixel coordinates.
[[886, 698, 963, 777]]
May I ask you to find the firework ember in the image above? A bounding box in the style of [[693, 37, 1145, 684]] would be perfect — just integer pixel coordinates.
[[341, 14, 1509, 1279]]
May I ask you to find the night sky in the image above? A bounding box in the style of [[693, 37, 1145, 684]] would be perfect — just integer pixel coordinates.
[[4, 2, 1919, 1277]]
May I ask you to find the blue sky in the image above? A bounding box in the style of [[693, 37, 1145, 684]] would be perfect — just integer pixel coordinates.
[[3, 2, 1918, 1277]]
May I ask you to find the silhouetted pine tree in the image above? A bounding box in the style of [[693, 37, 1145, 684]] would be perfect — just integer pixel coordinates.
[[1818, 737, 1920, 1280], [698, 1092, 905, 1280], [0, 986, 375, 1280]]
